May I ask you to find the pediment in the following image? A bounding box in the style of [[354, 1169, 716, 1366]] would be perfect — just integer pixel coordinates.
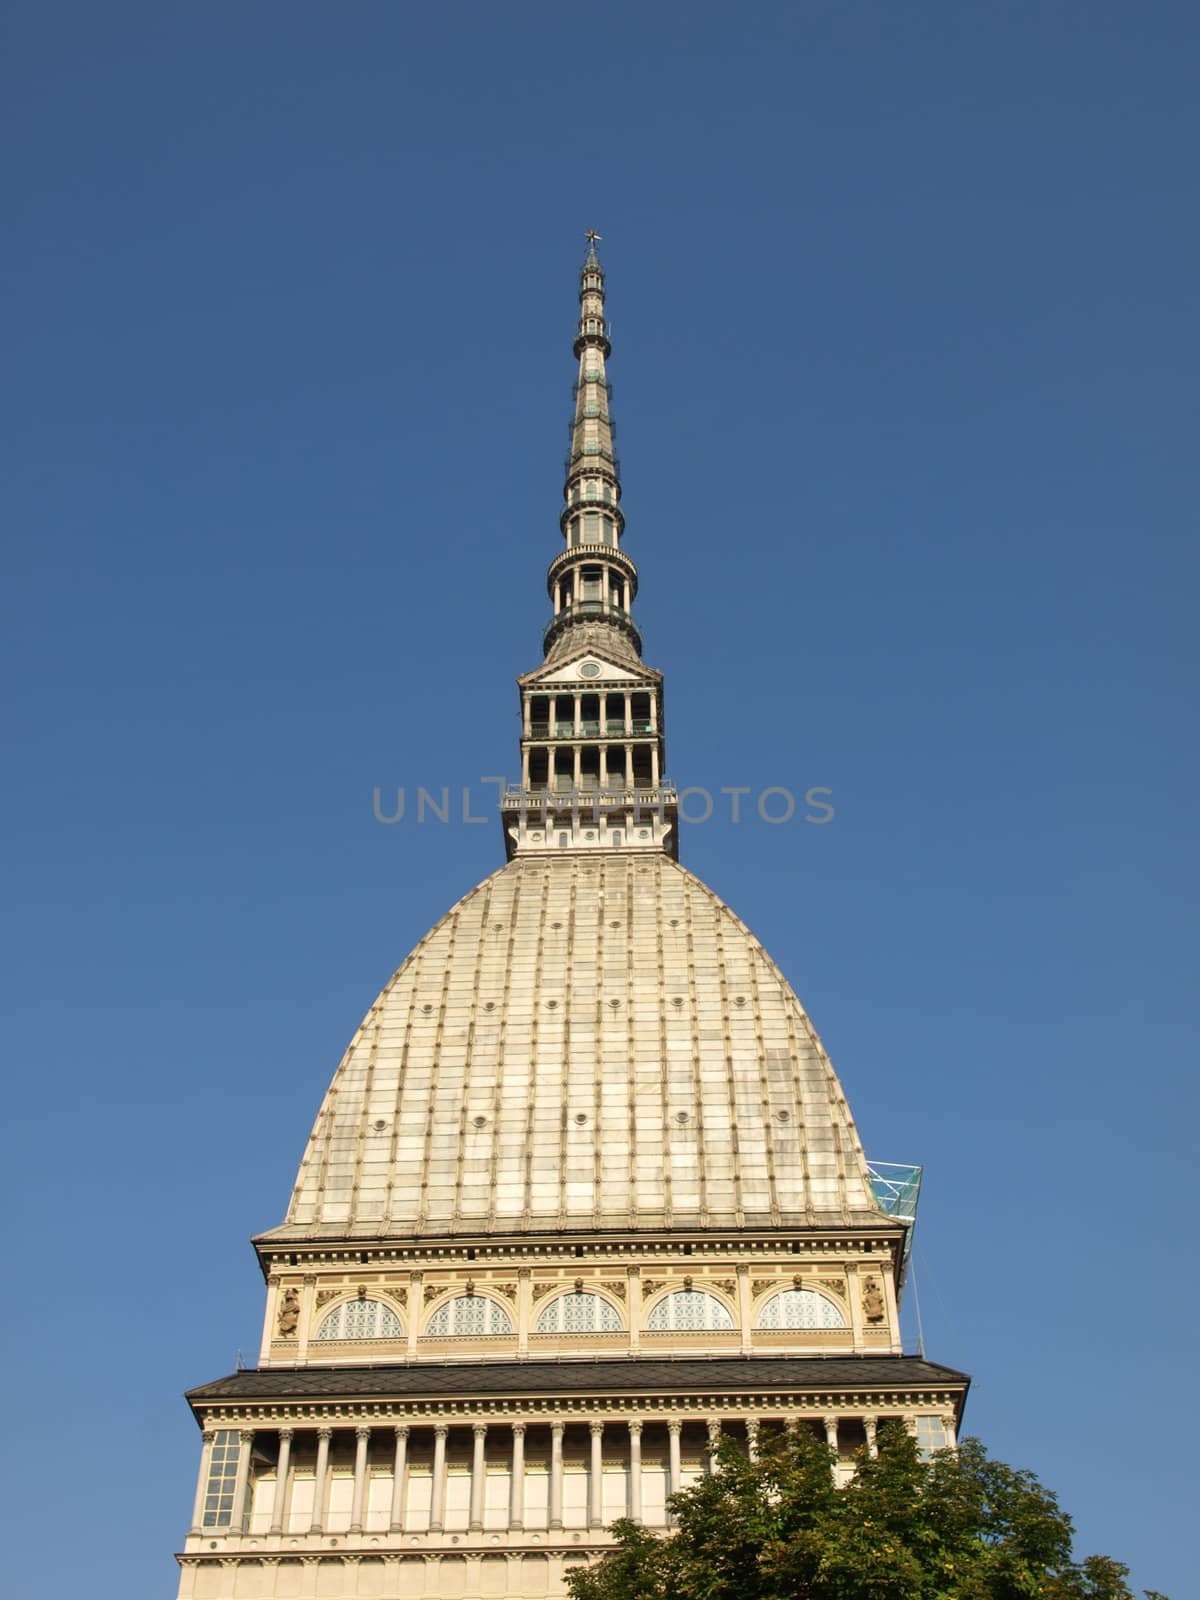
[[521, 650, 658, 688]]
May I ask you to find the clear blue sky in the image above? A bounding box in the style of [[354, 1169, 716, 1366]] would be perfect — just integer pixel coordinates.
[[2, 3, 1195, 1595]]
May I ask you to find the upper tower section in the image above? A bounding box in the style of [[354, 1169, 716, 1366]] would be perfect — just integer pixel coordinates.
[[502, 236, 677, 860]]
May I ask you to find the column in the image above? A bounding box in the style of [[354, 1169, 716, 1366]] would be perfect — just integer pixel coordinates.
[[549, 1422, 564, 1530], [667, 1421, 682, 1523], [846, 1261, 864, 1349], [625, 742, 634, 793], [941, 1413, 958, 1450], [521, 747, 530, 788], [509, 1424, 526, 1531], [189, 1430, 216, 1535], [649, 694, 658, 735], [517, 1270, 531, 1357], [823, 1416, 839, 1460], [651, 744, 660, 788], [627, 1266, 641, 1352], [745, 1419, 759, 1463], [882, 1269, 902, 1352], [297, 1275, 317, 1363], [231, 1429, 254, 1534], [863, 1416, 878, 1459], [407, 1278, 421, 1361], [430, 1425, 448, 1532], [624, 693, 632, 736], [469, 1424, 487, 1532], [270, 1429, 294, 1534], [310, 1428, 332, 1533], [390, 1426, 409, 1533], [573, 744, 582, 789], [627, 1422, 642, 1523], [706, 1420, 721, 1474], [260, 1277, 280, 1364], [736, 1266, 752, 1355], [523, 698, 531, 737], [573, 694, 582, 736], [588, 1423, 604, 1528], [350, 1427, 370, 1533]]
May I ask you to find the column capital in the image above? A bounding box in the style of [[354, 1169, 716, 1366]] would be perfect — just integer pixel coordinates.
[[201, 1427, 216, 1444], [736, 1262, 749, 1276], [667, 1419, 682, 1437], [394, 1423, 410, 1441], [823, 1415, 839, 1431], [434, 1422, 449, 1439], [355, 1425, 371, 1442], [473, 1422, 488, 1440], [511, 1421, 526, 1438], [589, 1420, 604, 1438], [550, 1420, 565, 1438], [277, 1425, 294, 1442], [706, 1419, 721, 1441], [317, 1426, 333, 1442], [518, 1266, 531, 1280], [627, 1419, 643, 1438], [303, 1273, 318, 1286], [238, 1428, 255, 1445]]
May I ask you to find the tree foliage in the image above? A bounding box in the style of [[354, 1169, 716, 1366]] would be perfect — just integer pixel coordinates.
[[565, 1422, 1166, 1600]]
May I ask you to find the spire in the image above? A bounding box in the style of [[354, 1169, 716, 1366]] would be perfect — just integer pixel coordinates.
[[543, 231, 640, 662], [499, 239, 676, 861]]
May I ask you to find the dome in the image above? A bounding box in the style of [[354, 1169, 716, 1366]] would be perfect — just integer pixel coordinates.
[[265, 854, 883, 1242]]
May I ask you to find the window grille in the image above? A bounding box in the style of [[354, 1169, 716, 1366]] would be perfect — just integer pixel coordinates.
[[757, 1288, 846, 1330], [202, 1430, 242, 1529], [426, 1295, 513, 1336], [536, 1292, 623, 1333], [646, 1290, 733, 1331], [314, 1297, 404, 1341]]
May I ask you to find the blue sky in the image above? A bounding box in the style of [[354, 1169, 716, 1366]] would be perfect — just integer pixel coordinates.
[[2, 3, 1196, 1595]]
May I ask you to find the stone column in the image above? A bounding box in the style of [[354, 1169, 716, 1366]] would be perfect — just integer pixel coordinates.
[[407, 1278, 421, 1360], [624, 693, 632, 736], [390, 1426, 409, 1533], [523, 698, 531, 737], [430, 1425, 448, 1533], [260, 1277, 280, 1365], [270, 1429, 294, 1534], [231, 1429, 254, 1534], [745, 1419, 759, 1462], [549, 1422, 564, 1531], [651, 744, 660, 788], [941, 1414, 958, 1450], [846, 1261, 864, 1348], [627, 1266, 641, 1352], [823, 1417, 839, 1461], [573, 694, 582, 737], [625, 742, 634, 793], [736, 1266, 752, 1355], [517, 1270, 531, 1357], [588, 1423, 604, 1528], [667, 1421, 682, 1522], [189, 1430, 216, 1535], [863, 1416, 878, 1459], [297, 1276, 317, 1363], [469, 1424, 487, 1532], [350, 1427, 370, 1533], [627, 1421, 643, 1523], [508, 1424, 526, 1531], [706, 1420, 721, 1474], [310, 1428, 332, 1533]]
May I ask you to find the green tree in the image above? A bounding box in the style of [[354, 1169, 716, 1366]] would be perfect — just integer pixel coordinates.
[[564, 1422, 1165, 1600]]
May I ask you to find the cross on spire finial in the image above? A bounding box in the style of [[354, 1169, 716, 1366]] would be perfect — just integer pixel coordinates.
[[585, 229, 602, 245]]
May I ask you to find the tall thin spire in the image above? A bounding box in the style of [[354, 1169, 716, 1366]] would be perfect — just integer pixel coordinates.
[[499, 239, 677, 860], [543, 233, 640, 662]]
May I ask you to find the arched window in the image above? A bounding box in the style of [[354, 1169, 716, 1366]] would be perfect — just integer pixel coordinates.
[[757, 1288, 846, 1330], [536, 1292, 623, 1333], [314, 1297, 404, 1341], [646, 1290, 733, 1332], [426, 1295, 513, 1336]]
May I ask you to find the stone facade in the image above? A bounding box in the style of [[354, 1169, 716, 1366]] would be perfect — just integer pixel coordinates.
[[175, 239, 968, 1598]]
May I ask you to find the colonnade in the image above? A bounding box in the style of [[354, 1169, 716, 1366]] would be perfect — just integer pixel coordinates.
[[191, 1412, 956, 1541]]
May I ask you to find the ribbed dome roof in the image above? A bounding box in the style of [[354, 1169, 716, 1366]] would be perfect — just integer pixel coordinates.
[[266, 855, 883, 1241]]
